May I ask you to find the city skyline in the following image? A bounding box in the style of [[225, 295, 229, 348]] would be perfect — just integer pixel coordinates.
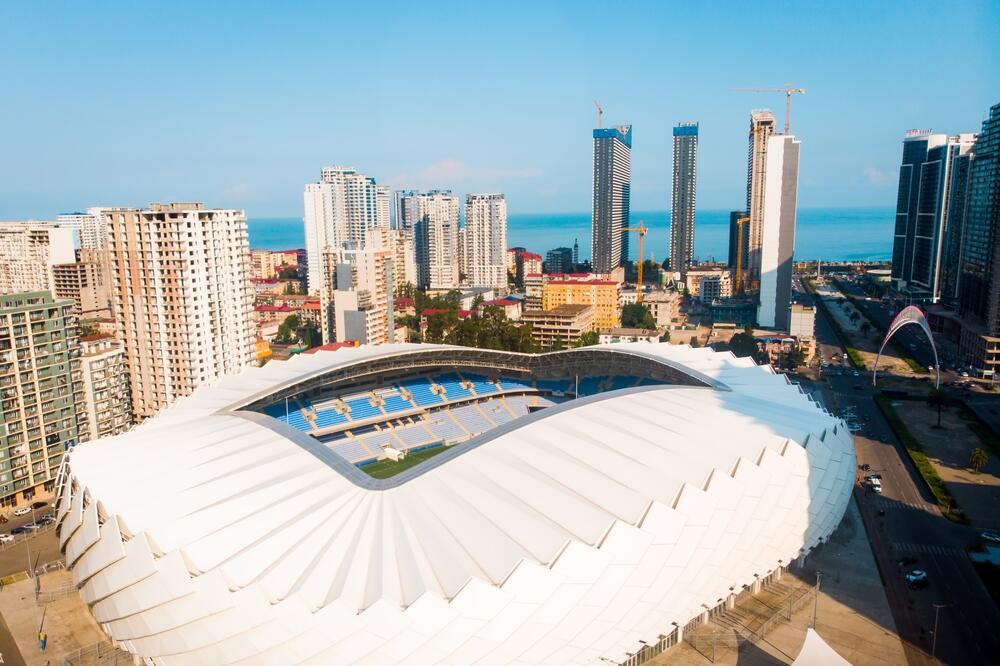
[[1, 2, 997, 219]]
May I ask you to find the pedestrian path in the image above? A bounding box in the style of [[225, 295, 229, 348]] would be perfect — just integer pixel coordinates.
[[891, 542, 966, 557], [875, 497, 936, 513]]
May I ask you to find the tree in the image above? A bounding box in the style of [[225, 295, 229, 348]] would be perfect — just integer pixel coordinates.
[[278, 267, 298, 280], [299, 322, 321, 349], [578, 331, 599, 347], [659, 329, 671, 343], [689, 336, 699, 348], [970, 447, 989, 474], [849, 311, 861, 324], [786, 348, 807, 368], [621, 303, 656, 329], [727, 325, 768, 364], [927, 389, 947, 428], [78, 319, 99, 337], [860, 321, 872, 338], [276, 314, 301, 343]]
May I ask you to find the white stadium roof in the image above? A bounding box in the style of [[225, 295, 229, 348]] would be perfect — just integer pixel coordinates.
[[56, 343, 855, 665]]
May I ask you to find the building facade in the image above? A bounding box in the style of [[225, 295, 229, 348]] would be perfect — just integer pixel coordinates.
[[0, 222, 75, 295], [542, 276, 621, 330], [408, 190, 461, 290], [645, 290, 681, 327], [745, 110, 777, 287], [51, 249, 112, 319], [685, 267, 732, 301], [757, 135, 800, 331], [0, 292, 83, 507], [104, 203, 254, 420], [670, 122, 699, 272], [544, 247, 574, 274], [727, 209, 749, 288], [959, 103, 1000, 376], [520, 304, 595, 347], [79, 335, 133, 441], [463, 193, 508, 290], [592, 125, 632, 274], [303, 166, 388, 293], [319, 242, 394, 345], [249, 249, 302, 281], [891, 132, 977, 302]]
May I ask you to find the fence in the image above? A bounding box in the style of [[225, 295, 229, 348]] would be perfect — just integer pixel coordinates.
[[0, 558, 65, 588], [0, 520, 56, 552], [62, 639, 132, 666]]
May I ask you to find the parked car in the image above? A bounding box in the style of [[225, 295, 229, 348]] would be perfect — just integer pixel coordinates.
[[0, 534, 14, 544], [905, 569, 928, 589], [10, 526, 27, 535], [38, 515, 55, 526], [13, 507, 31, 517], [980, 530, 1000, 544], [30, 501, 47, 510], [22, 523, 42, 532]]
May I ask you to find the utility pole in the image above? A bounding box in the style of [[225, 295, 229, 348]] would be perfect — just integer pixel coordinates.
[[812, 570, 823, 628], [932, 604, 950, 662]]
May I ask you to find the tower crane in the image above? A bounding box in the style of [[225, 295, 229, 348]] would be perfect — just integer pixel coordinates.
[[736, 85, 806, 133], [594, 100, 603, 128], [623, 221, 648, 302]]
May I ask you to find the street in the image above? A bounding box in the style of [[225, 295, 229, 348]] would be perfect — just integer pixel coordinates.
[[808, 290, 1000, 665]]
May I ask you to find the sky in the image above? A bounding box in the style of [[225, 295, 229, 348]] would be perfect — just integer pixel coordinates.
[[1, 1, 998, 219]]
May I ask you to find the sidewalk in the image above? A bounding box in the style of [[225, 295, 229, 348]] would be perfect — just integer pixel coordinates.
[[0, 570, 107, 666], [654, 499, 907, 665]]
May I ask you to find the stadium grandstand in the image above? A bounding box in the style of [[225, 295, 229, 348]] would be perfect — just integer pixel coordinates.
[[55, 343, 855, 665]]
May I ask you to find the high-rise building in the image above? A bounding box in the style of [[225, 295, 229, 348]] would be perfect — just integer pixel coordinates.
[[757, 135, 800, 331], [79, 334, 133, 441], [303, 166, 386, 293], [393, 190, 418, 232], [745, 110, 777, 286], [0, 222, 75, 294], [58, 207, 127, 250], [104, 203, 254, 420], [727, 210, 749, 282], [319, 235, 394, 345], [592, 124, 632, 274], [0, 291, 84, 508], [407, 190, 461, 290], [958, 103, 1000, 376], [463, 194, 508, 290], [940, 149, 975, 305], [669, 122, 699, 272], [545, 247, 574, 274], [890, 131, 977, 302], [51, 248, 112, 320], [573, 238, 580, 266]]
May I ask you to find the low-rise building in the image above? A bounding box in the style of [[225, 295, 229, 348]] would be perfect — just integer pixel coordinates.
[[542, 275, 621, 330], [524, 273, 543, 310], [521, 304, 594, 348], [789, 303, 816, 339], [685, 267, 732, 302], [250, 249, 303, 280], [598, 328, 660, 344], [481, 298, 522, 321], [644, 291, 681, 327]]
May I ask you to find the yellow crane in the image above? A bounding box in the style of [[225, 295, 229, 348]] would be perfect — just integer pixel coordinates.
[[623, 221, 648, 302], [736, 85, 806, 133], [732, 216, 750, 294]]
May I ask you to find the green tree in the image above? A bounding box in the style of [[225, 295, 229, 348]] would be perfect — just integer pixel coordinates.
[[78, 319, 99, 337], [659, 329, 671, 342], [786, 347, 806, 368], [578, 331, 599, 347], [927, 389, 947, 428], [276, 314, 301, 343], [621, 303, 656, 329], [278, 267, 298, 280], [970, 447, 989, 474], [727, 325, 767, 364], [860, 321, 872, 338]]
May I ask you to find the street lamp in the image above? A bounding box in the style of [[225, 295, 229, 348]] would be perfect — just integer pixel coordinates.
[[812, 570, 823, 628], [931, 604, 950, 662]]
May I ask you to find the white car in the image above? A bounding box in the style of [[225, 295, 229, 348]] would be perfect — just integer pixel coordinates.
[[0, 534, 14, 544], [13, 507, 31, 517]]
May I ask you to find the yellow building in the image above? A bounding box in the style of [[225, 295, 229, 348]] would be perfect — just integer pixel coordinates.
[[542, 277, 621, 330]]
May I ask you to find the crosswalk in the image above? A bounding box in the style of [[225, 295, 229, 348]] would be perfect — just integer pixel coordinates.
[[874, 497, 935, 513], [891, 542, 966, 557]]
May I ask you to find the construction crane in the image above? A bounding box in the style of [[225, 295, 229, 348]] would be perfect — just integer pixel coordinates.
[[736, 85, 806, 134], [623, 221, 648, 302], [594, 100, 603, 128], [732, 216, 750, 294]]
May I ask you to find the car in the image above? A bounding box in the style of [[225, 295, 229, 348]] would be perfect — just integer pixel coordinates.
[[861, 463, 872, 472], [961, 372, 970, 378], [905, 569, 928, 589], [869, 480, 882, 494], [981, 531, 1000, 544], [30, 501, 47, 510], [37, 515, 55, 526], [22, 523, 41, 531], [9, 526, 27, 535], [13, 507, 31, 517], [0, 534, 14, 544]]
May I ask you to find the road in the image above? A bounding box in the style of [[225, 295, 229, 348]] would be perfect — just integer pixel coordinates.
[[809, 294, 1000, 665]]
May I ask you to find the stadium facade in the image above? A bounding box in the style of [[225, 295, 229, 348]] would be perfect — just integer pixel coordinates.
[[55, 343, 854, 665]]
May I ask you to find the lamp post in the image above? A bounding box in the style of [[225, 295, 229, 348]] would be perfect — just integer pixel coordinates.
[[931, 604, 950, 662], [812, 570, 823, 628]]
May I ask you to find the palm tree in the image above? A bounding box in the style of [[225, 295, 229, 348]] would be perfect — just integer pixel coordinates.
[[970, 447, 989, 474], [927, 389, 947, 428]]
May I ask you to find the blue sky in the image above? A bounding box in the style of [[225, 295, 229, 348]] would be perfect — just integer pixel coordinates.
[[1, 1, 997, 218]]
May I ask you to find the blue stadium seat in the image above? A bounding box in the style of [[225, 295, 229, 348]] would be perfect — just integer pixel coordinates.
[[498, 377, 532, 391], [382, 394, 414, 414], [314, 409, 348, 428], [435, 373, 473, 400], [403, 378, 442, 406], [346, 397, 382, 421]]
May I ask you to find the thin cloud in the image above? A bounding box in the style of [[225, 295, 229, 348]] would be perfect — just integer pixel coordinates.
[[386, 159, 542, 190], [864, 167, 896, 186]]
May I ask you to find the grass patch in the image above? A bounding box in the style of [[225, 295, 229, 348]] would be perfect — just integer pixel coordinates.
[[874, 396, 967, 523], [846, 347, 867, 369], [956, 405, 1000, 458], [360, 445, 448, 479], [806, 284, 866, 369]]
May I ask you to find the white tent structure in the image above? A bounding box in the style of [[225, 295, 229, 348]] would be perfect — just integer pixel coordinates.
[[792, 628, 853, 665], [55, 343, 855, 665]]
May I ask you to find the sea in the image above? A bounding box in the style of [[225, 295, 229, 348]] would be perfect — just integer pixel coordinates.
[[247, 206, 894, 263]]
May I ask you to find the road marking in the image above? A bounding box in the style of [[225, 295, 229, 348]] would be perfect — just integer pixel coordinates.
[[891, 542, 966, 557]]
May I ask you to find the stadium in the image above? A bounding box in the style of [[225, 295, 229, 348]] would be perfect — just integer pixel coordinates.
[[54, 343, 854, 665]]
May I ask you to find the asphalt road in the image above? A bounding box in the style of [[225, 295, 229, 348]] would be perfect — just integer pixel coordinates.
[[810, 297, 1000, 665]]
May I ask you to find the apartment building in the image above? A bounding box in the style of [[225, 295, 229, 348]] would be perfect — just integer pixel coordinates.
[[670, 122, 699, 272], [404, 190, 460, 290], [521, 304, 595, 348], [592, 124, 633, 274], [644, 291, 681, 327], [745, 110, 777, 287], [0, 292, 84, 508], [542, 275, 621, 330], [249, 249, 302, 280], [52, 249, 112, 319], [757, 134, 800, 331], [104, 203, 254, 420], [319, 242, 394, 345], [464, 193, 508, 291], [0, 222, 75, 294], [684, 267, 733, 302], [79, 335, 133, 441]]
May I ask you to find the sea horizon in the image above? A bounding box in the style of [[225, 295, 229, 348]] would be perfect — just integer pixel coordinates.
[[248, 204, 894, 263]]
